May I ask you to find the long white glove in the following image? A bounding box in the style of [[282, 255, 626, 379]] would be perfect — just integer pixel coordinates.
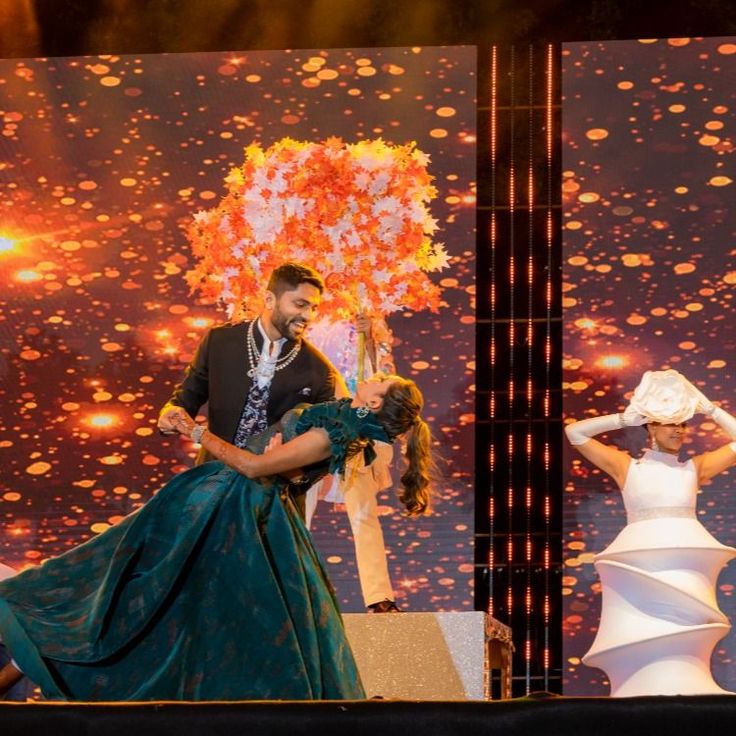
[[689, 382, 736, 439], [565, 405, 648, 446]]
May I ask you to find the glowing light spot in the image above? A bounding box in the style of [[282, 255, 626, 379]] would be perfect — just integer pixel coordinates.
[[92, 391, 113, 402], [699, 135, 720, 146], [316, 69, 338, 80], [356, 67, 377, 77], [626, 314, 647, 326], [99, 455, 123, 465], [61, 402, 80, 411], [100, 76, 121, 87], [595, 264, 612, 273], [245, 74, 261, 83], [723, 272, 736, 285], [120, 178, 137, 187], [326, 556, 343, 564], [91, 522, 111, 534], [705, 121, 724, 131], [436, 106, 456, 117], [574, 318, 596, 330], [411, 361, 430, 370], [669, 104, 686, 113], [19, 349, 41, 361], [3, 492, 21, 501], [612, 206, 633, 216], [142, 454, 160, 466], [118, 393, 136, 402], [708, 360, 726, 369], [597, 355, 626, 369], [674, 186, 688, 194], [717, 44, 736, 55], [578, 192, 600, 203], [710, 176, 732, 187], [617, 81, 634, 90], [569, 381, 588, 391], [685, 302, 703, 312], [667, 38, 691, 46], [565, 220, 583, 230], [429, 128, 448, 138], [0, 236, 16, 253], [114, 323, 131, 332], [621, 254, 648, 267], [568, 256, 588, 266], [88, 414, 115, 428], [26, 461, 51, 475], [190, 317, 211, 328], [101, 342, 123, 352], [674, 262, 696, 274], [16, 269, 42, 282], [585, 128, 608, 140]]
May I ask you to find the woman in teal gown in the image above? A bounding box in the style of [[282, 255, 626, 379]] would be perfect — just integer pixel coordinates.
[[0, 376, 431, 701]]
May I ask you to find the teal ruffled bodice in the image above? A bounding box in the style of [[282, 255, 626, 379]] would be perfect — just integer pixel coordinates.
[[243, 399, 390, 484]]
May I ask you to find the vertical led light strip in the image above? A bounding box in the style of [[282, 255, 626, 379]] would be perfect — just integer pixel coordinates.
[[506, 45, 516, 627], [525, 45, 535, 694], [482, 43, 561, 697], [488, 45, 498, 622], [543, 42, 555, 690]]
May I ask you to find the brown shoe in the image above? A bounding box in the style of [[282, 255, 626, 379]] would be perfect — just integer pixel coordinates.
[[367, 599, 401, 613]]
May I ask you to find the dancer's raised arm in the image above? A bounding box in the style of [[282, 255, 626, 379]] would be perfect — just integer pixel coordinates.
[[565, 406, 647, 488], [686, 380, 736, 484]]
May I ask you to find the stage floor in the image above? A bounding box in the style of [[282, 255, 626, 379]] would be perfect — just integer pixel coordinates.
[[2, 695, 736, 736]]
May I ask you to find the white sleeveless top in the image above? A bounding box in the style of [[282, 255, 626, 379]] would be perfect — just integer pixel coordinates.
[[621, 449, 697, 523]]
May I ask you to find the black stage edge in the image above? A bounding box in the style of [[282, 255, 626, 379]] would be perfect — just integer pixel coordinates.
[[3, 696, 736, 736]]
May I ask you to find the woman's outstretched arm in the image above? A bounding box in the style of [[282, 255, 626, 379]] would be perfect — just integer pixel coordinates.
[[170, 413, 332, 479]]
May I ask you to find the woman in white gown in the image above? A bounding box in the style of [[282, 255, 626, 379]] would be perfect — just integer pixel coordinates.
[[565, 370, 736, 696]]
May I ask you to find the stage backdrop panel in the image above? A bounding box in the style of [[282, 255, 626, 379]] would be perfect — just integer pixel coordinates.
[[0, 47, 476, 612], [562, 37, 736, 694]]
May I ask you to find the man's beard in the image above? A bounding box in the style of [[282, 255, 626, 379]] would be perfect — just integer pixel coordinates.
[[271, 310, 306, 340]]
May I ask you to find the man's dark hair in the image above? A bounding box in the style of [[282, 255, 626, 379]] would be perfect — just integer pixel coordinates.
[[266, 262, 324, 296]]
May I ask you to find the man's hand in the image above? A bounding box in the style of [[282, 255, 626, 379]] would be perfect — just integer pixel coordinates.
[[265, 432, 284, 453], [158, 406, 188, 435], [170, 411, 196, 438]]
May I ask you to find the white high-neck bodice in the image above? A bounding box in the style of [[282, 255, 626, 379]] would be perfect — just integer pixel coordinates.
[[621, 449, 697, 523]]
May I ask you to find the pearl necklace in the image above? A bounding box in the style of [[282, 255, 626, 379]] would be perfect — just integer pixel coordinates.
[[246, 319, 301, 378]]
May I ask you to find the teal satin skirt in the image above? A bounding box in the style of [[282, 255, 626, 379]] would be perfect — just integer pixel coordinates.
[[0, 462, 365, 701]]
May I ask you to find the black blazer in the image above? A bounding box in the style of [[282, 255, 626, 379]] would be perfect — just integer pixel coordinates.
[[165, 321, 337, 452]]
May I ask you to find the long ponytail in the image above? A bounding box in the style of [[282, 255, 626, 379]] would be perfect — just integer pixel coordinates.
[[374, 378, 433, 515], [399, 416, 432, 515]]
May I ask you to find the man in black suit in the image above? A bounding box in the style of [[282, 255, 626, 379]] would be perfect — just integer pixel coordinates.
[[158, 262, 340, 464]]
